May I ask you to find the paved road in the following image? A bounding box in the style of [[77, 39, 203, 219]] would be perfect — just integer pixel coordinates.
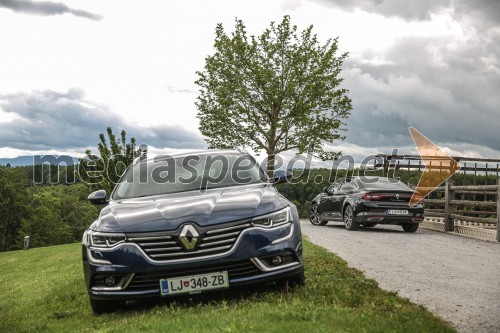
[[300, 219, 500, 333]]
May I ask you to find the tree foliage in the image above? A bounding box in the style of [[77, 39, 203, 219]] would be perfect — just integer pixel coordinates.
[[28, 164, 77, 185], [0, 167, 31, 251], [79, 127, 141, 195], [196, 16, 352, 176], [18, 184, 98, 248]]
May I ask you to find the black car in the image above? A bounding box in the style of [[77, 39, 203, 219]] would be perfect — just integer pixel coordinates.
[[82, 149, 304, 314], [309, 177, 424, 232]]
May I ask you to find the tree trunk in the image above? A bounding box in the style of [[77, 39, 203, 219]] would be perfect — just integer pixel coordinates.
[[266, 152, 276, 181], [267, 104, 278, 181], [3, 220, 10, 252]]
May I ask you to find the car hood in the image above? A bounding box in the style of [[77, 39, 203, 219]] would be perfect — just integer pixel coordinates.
[[92, 184, 288, 233]]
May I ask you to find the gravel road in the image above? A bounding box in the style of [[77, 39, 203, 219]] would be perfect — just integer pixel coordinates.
[[300, 219, 500, 333]]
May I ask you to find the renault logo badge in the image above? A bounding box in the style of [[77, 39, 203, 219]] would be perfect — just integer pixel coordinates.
[[178, 225, 199, 251], [396, 194, 400, 200]]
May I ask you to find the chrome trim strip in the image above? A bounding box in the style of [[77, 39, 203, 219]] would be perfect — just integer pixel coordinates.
[[250, 257, 299, 272], [198, 238, 236, 248], [203, 231, 241, 241], [86, 248, 112, 265], [149, 244, 232, 258], [91, 273, 135, 291], [144, 247, 183, 253], [128, 235, 174, 241], [205, 223, 252, 234], [138, 241, 177, 247], [270, 223, 294, 245]]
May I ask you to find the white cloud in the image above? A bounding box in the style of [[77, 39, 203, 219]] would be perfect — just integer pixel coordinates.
[[0, 0, 498, 162]]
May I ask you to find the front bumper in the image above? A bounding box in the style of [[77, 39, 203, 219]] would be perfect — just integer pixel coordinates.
[[83, 221, 303, 301]]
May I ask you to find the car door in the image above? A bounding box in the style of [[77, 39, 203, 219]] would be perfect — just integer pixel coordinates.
[[334, 181, 357, 215], [317, 180, 343, 220]]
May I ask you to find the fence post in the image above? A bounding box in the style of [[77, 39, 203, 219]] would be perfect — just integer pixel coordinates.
[[444, 178, 455, 231], [23, 236, 30, 250], [497, 179, 500, 242]]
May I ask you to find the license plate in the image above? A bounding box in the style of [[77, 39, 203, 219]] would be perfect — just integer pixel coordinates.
[[388, 209, 409, 215], [160, 271, 229, 296]]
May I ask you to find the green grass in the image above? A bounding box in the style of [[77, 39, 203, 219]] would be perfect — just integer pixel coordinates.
[[0, 240, 455, 333]]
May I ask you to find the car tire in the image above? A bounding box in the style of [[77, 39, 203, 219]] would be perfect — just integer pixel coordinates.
[[309, 204, 328, 226], [90, 299, 124, 315], [402, 223, 419, 233], [343, 205, 359, 231], [278, 268, 305, 290], [288, 268, 305, 286], [363, 223, 377, 228]]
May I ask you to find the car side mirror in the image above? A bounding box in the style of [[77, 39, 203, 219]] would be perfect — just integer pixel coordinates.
[[273, 170, 292, 184], [88, 190, 108, 205]]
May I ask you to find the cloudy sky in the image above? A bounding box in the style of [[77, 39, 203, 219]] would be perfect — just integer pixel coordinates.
[[0, 0, 499, 163]]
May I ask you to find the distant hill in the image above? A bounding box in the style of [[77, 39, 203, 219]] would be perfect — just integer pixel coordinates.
[[0, 155, 79, 167]]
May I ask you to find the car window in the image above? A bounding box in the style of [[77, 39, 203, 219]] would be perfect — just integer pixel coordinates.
[[339, 181, 357, 192], [356, 177, 410, 190], [112, 153, 267, 199]]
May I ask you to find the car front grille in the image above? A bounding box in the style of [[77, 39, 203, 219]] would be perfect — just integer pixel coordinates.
[[127, 260, 260, 291], [127, 222, 252, 261]]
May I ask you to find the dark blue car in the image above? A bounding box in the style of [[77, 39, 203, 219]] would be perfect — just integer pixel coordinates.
[[82, 149, 304, 314]]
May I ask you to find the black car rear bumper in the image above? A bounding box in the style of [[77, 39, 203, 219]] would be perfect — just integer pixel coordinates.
[[354, 207, 424, 225]]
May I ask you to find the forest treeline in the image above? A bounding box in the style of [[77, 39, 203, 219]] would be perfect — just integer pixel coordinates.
[[0, 163, 495, 251], [0, 165, 98, 251]]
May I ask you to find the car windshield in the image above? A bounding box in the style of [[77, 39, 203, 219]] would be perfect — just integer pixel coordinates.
[[112, 153, 267, 199]]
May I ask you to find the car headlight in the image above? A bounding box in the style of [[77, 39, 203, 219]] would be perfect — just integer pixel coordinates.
[[251, 207, 290, 228], [88, 231, 126, 248]]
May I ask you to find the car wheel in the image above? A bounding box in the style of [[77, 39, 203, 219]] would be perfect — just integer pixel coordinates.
[[402, 223, 419, 233], [363, 223, 377, 228], [90, 299, 124, 315], [343, 205, 359, 231], [309, 204, 328, 226]]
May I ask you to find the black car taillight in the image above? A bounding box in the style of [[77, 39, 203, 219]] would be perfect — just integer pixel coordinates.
[[361, 194, 383, 200]]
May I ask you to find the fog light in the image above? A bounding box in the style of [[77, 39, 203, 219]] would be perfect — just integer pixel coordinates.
[[271, 255, 283, 266], [105, 276, 116, 286]]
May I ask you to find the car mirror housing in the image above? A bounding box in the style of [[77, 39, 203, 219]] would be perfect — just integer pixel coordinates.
[[88, 190, 108, 205], [342, 185, 355, 192], [323, 187, 334, 195]]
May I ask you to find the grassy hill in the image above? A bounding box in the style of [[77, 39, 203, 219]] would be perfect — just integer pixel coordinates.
[[0, 240, 455, 333]]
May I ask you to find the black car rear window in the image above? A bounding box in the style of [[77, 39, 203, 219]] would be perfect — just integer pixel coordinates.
[[355, 177, 411, 190]]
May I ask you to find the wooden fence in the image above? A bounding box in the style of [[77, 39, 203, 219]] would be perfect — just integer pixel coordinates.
[[376, 154, 500, 185], [422, 180, 500, 242]]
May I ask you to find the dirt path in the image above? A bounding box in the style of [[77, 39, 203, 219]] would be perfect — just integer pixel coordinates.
[[300, 219, 500, 333]]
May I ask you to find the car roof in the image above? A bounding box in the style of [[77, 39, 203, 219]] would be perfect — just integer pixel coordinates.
[[133, 149, 247, 165]]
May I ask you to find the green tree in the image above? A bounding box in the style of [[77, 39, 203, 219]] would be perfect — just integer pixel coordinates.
[[195, 15, 352, 177], [0, 167, 31, 251], [58, 184, 99, 240], [78, 127, 142, 195], [19, 189, 72, 247], [14, 184, 99, 249]]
